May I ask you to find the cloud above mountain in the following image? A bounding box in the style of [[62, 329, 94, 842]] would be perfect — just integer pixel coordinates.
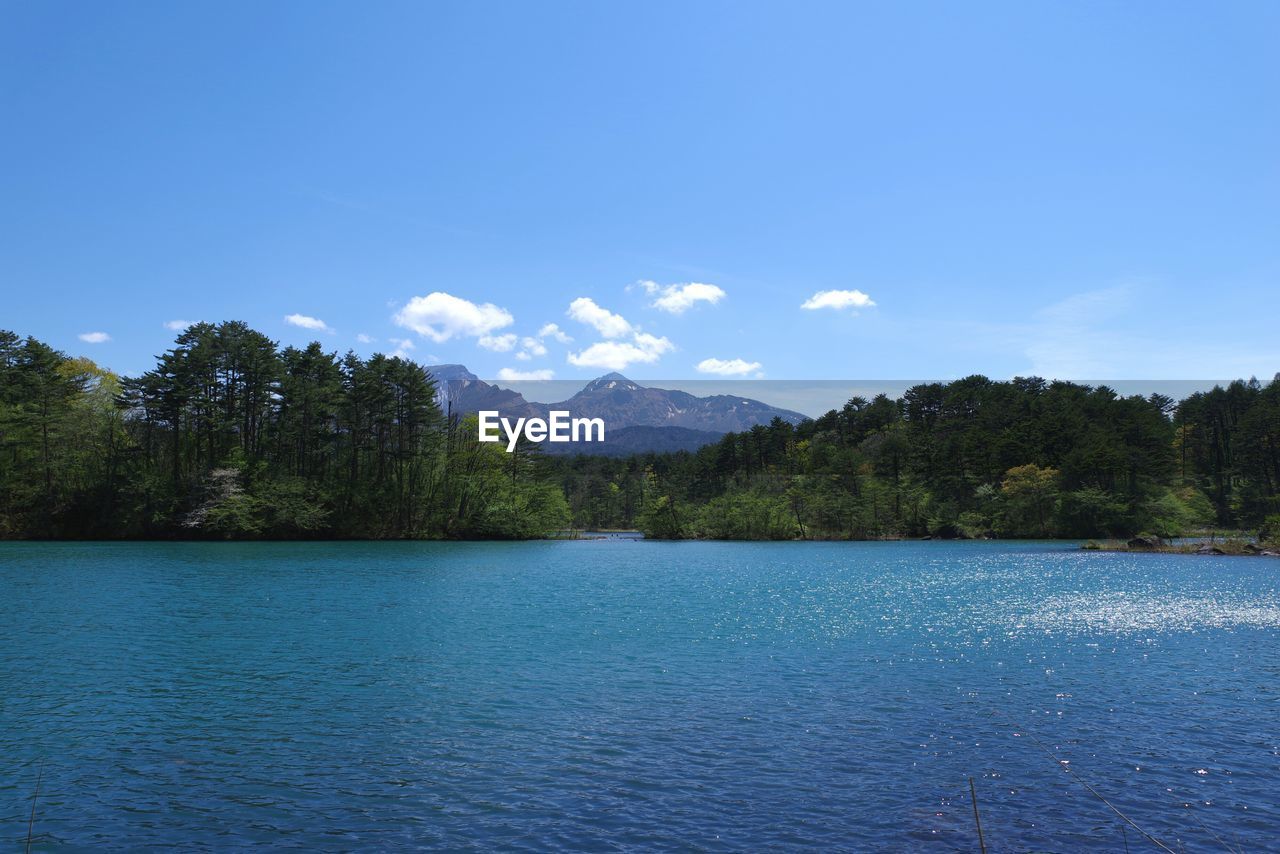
[[394, 292, 514, 343], [498, 367, 554, 381], [696, 357, 762, 376], [568, 332, 673, 370], [567, 297, 633, 338], [564, 297, 675, 369]]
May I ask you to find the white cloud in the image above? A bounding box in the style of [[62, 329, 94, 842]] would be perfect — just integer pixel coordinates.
[[164, 319, 195, 331], [645, 281, 726, 314], [478, 333, 518, 352], [513, 335, 548, 361], [78, 331, 111, 344], [801, 289, 877, 312], [564, 297, 677, 369], [568, 333, 673, 370], [567, 297, 633, 338], [394, 292, 514, 343], [498, 368, 554, 381], [285, 313, 333, 332], [538, 322, 572, 343], [632, 331, 672, 353], [697, 357, 762, 376], [388, 337, 415, 359], [356, 333, 375, 344]]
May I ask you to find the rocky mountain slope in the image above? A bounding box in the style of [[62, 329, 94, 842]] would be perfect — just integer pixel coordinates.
[[425, 367, 806, 453]]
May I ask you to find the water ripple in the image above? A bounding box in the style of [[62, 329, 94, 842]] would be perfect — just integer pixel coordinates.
[[2, 540, 1279, 850]]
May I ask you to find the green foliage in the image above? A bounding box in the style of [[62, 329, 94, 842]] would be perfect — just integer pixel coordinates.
[[1175, 377, 1280, 527], [0, 325, 568, 539], [1134, 488, 1213, 539], [638, 494, 684, 538], [199, 470, 267, 538], [1260, 514, 1280, 545], [196, 476, 335, 538], [637, 469, 685, 538], [469, 482, 572, 539], [997, 464, 1060, 537], [692, 490, 799, 540], [2, 323, 1278, 542], [436, 424, 572, 538], [548, 375, 1279, 540], [1057, 487, 1127, 538]]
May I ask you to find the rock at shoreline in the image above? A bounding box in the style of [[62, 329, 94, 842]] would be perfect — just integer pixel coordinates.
[[1196, 544, 1225, 555], [1128, 535, 1163, 549]]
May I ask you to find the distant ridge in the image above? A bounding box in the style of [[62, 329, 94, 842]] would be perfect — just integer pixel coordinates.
[[424, 367, 807, 453], [557, 372, 806, 433], [429, 364, 542, 421]]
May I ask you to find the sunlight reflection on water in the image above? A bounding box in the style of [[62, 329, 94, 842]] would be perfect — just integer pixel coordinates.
[[2, 541, 1279, 850]]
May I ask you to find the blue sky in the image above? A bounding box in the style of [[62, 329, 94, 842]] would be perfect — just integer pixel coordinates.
[[3, 1, 1278, 383]]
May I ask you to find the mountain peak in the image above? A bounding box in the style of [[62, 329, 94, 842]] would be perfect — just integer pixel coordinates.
[[426, 364, 479, 384], [582, 372, 642, 393], [424, 364, 808, 445]]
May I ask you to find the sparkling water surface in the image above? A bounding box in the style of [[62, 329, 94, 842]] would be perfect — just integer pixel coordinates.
[[3, 541, 1279, 850]]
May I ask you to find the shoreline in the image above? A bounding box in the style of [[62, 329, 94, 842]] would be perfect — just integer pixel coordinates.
[[5, 534, 1278, 553], [1083, 537, 1280, 557]]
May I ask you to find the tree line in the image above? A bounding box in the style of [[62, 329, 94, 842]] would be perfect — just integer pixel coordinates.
[[0, 324, 568, 539], [551, 375, 1280, 541], [2, 323, 1277, 541]]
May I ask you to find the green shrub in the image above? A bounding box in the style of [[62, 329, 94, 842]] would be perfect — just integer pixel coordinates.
[[693, 490, 798, 540], [1261, 514, 1280, 545], [1057, 487, 1126, 538]]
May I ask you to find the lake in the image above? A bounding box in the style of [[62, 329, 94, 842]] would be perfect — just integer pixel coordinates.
[[3, 541, 1279, 850]]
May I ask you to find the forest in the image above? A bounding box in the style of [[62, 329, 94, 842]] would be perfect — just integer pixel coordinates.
[[553, 375, 1280, 541], [0, 323, 568, 539], [2, 323, 1278, 541]]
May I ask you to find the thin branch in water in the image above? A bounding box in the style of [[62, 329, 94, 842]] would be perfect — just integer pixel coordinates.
[[970, 776, 987, 854], [26, 760, 44, 854]]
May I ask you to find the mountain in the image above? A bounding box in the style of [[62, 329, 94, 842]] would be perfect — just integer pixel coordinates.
[[557, 373, 806, 433], [429, 364, 542, 421], [423, 366, 808, 453]]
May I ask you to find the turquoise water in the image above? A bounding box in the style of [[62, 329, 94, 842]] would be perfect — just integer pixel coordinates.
[[3, 541, 1279, 850]]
